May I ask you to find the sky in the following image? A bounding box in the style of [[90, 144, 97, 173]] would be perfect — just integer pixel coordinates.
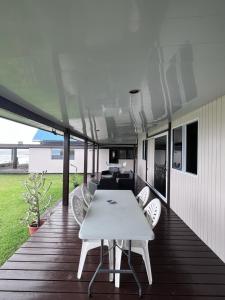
[[0, 117, 37, 144]]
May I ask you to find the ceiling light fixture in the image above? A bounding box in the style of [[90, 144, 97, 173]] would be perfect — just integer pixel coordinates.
[[129, 89, 140, 95]]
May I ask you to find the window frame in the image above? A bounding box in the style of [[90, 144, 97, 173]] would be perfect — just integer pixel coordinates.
[[51, 148, 75, 160], [172, 125, 183, 171], [172, 119, 198, 176], [51, 148, 63, 160]]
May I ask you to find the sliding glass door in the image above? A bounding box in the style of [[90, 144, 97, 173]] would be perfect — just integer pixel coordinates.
[[154, 135, 167, 198], [147, 132, 168, 202]]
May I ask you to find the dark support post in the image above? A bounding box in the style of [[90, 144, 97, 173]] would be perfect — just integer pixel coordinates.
[[133, 145, 137, 173], [83, 139, 88, 185], [96, 144, 99, 176], [145, 134, 148, 182], [92, 143, 96, 177], [11, 148, 18, 169], [167, 122, 171, 210], [63, 129, 70, 206]]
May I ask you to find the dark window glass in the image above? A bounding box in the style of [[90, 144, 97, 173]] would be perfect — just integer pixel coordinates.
[[51, 149, 74, 160], [119, 149, 126, 159], [172, 127, 182, 170], [127, 149, 134, 159], [109, 149, 118, 163], [142, 140, 147, 160], [142, 141, 145, 160], [186, 121, 198, 174]]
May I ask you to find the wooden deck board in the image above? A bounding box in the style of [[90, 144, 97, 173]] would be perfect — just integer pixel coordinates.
[[0, 190, 225, 299]]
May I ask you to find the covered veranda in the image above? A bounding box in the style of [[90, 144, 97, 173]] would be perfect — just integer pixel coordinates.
[[0, 181, 225, 300]]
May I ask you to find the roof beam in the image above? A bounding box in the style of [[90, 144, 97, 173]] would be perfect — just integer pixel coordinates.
[[0, 95, 96, 144]]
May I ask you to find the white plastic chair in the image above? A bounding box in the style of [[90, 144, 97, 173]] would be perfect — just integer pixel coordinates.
[[71, 195, 113, 281], [115, 198, 161, 287], [136, 186, 150, 208], [81, 183, 93, 207]]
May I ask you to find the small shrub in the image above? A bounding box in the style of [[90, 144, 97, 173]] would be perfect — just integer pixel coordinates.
[[22, 171, 52, 227]]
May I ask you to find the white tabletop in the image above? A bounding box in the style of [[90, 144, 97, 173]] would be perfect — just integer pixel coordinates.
[[79, 190, 155, 241]]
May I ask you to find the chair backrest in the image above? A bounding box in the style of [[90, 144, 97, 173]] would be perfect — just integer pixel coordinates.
[[88, 180, 98, 195], [144, 198, 161, 228], [71, 195, 86, 227], [137, 186, 150, 208], [81, 184, 92, 207]]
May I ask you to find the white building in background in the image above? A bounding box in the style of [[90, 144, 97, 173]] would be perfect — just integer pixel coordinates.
[[29, 147, 109, 174], [28, 130, 134, 174]]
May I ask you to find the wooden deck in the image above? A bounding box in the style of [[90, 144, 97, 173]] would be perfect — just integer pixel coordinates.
[[0, 190, 225, 300]]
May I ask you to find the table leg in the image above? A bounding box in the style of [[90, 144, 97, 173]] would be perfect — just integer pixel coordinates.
[[87, 239, 142, 297], [127, 240, 142, 297], [88, 239, 104, 297], [113, 239, 116, 282]]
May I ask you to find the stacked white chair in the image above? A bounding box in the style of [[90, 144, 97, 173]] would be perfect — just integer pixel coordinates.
[[115, 198, 161, 288], [81, 183, 93, 207], [136, 186, 150, 208], [71, 195, 114, 281]]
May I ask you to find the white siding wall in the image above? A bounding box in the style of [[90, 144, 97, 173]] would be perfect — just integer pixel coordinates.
[[171, 96, 225, 263], [146, 139, 155, 186], [29, 148, 63, 173], [137, 96, 225, 262], [137, 133, 146, 180], [29, 148, 109, 174], [118, 159, 134, 172], [98, 149, 110, 172]]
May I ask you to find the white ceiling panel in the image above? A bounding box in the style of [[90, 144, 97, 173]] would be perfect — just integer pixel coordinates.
[[0, 0, 225, 143]]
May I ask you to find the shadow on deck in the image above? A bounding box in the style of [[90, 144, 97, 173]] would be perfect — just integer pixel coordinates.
[[0, 187, 225, 300]]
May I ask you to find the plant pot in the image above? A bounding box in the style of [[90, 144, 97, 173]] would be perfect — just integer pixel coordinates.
[[28, 219, 45, 235]]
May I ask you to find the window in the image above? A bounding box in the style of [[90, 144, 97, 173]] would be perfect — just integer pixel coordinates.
[[186, 121, 198, 174], [119, 149, 126, 159], [109, 149, 118, 163], [51, 149, 63, 160], [172, 127, 182, 170], [110, 148, 135, 162], [172, 121, 198, 175], [51, 149, 74, 160], [142, 140, 147, 160], [127, 148, 134, 159]]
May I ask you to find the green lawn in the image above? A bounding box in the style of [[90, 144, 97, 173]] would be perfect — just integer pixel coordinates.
[[0, 173, 83, 266]]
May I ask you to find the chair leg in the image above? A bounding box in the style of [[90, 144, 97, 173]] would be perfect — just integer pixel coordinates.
[[115, 245, 123, 288], [77, 242, 89, 279], [108, 240, 114, 282], [142, 244, 152, 285]]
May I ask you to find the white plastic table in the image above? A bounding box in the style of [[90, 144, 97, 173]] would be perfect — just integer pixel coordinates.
[[79, 190, 155, 297]]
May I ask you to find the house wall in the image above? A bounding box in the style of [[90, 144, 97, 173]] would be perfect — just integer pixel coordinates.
[[29, 148, 109, 173], [137, 96, 225, 263], [170, 96, 225, 263], [146, 138, 155, 186], [137, 133, 147, 180], [118, 159, 134, 172]]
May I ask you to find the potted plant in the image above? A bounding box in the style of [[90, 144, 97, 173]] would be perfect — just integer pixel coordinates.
[[23, 171, 52, 235], [70, 164, 79, 188]]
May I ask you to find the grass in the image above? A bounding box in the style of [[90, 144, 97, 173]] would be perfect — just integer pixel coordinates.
[[0, 173, 83, 266]]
